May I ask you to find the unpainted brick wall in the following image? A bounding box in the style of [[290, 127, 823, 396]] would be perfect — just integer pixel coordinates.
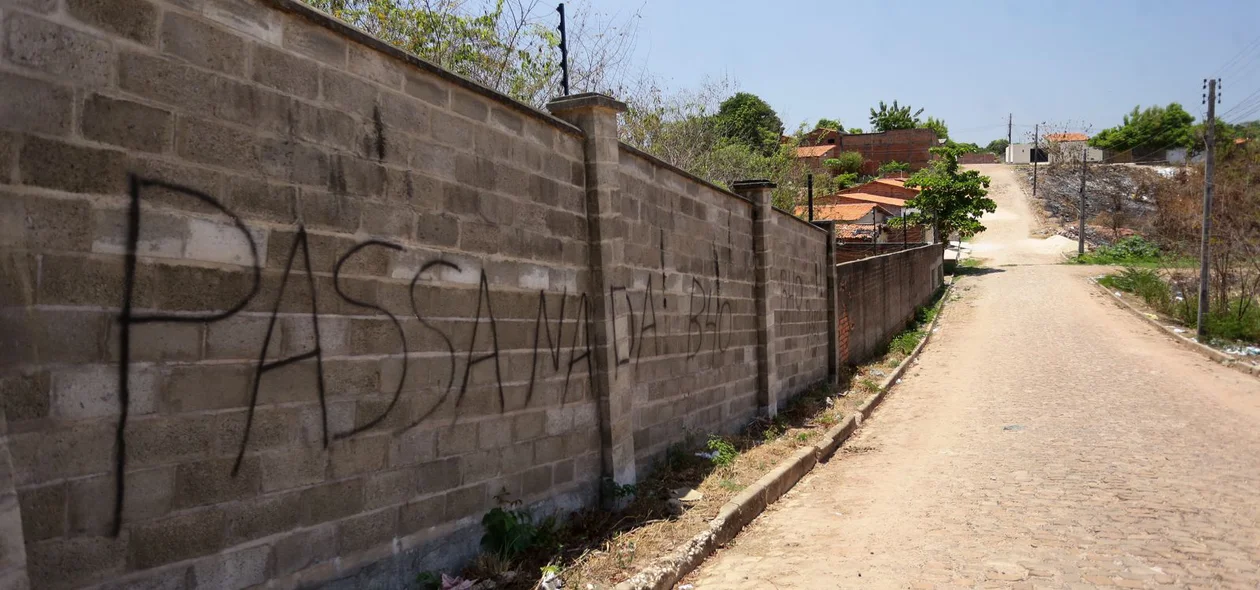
[[0, 0, 935, 587], [834, 244, 944, 366]]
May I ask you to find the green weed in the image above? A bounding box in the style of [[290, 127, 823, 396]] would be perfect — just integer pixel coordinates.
[[706, 435, 739, 467]]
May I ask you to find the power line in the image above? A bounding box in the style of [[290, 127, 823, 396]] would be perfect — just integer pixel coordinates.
[[1214, 34, 1260, 78]]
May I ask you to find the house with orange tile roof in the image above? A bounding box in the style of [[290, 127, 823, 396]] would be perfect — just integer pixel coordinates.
[[793, 201, 896, 225]]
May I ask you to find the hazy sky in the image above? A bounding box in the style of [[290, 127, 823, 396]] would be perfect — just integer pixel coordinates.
[[595, 0, 1260, 145]]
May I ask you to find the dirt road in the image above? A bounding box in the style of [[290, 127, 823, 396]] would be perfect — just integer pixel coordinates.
[[689, 164, 1260, 589]]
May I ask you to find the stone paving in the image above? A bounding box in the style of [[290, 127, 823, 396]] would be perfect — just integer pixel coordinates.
[[688, 165, 1260, 589]]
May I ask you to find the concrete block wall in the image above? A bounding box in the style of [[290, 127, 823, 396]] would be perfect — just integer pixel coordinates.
[[835, 244, 944, 366], [617, 148, 759, 473], [768, 213, 830, 402], [0, 0, 598, 587], [0, 0, 944, 587]]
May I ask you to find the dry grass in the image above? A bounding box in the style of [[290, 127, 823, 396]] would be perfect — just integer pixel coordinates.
[[456, 287, 951, 589]]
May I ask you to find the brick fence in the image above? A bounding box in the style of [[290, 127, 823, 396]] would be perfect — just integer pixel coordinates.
[[0, 1, 942, 587]]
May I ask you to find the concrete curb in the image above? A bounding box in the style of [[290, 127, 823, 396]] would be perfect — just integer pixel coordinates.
[[1088, 278, 1259, 379], [614, 279, 956, 590]]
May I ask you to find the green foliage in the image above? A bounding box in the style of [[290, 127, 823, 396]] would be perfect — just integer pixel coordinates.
[[417, 571, 442, 590], [848, 127, 865, 134], [823, 151, 864, 175], [1089, 103, 1195, 153], [1099, 267, 1170, 311], [601, 478, 637, 500], [714, 92, 784, 157], [1074, 236, 1161, 265], [903, 145, 996, 240], [878, 161, 911, 176], [986, 138, 1010, 156], [869, 100, 924, 132], [718, 479, 744, 492], [888, 330, 924, 356], [480, 504, 556, 560], [815, 118, 843, 131], [946, 141, 982, 153], [858, 377, 879, 392], [920, 116, 948, 140], [706, 435, 739, 467]]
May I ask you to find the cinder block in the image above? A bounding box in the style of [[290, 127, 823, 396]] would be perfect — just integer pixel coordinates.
[[52, 363, 158, 420], [451, 90, 489, 122], [0, 71, 73, 136], [404, 71, 448, 107], [175, 116, 259, 172], [260, 445, 328, 493], [228, 176, 297, 223], [319, 67, 378, 116], [293, 101, 358, 152], [225, 491, 302, 544], [398, 494, 444, 535], [204, 314, 276, 360], [18, 484, 65, 542], [213, 76, 294, 136], [27, 535, 124, 589], [161, 364, 251, 412], [553, 458, 575, 485], [347, 44, 403, 89], [127, 508, 226, 570], [4, 12, 114, 87], [19, 136, 127, 195], [8, 422, 114, 486], [299, 479, 364, 526], [273, 525, 337, 575], [361, 201, 415, 238], [172, 456, 261, 509], [415, 213, 460, 247], [67, 0, 159, 45], [202, 0, 282, 44], [81, 93, 172, 153], [297, 188, 363, 233], [443, 483, 486, 520], [0, 370, 49, 424], [521, 465, 552, 497], [414, 458, 460, 496], [183, 217, 268, 266], [363, 468, 415, 510], [388, 427, 436, 467], [213, 406, 300, 457], [511, 412, 546, 441], [125, 415, 216, 467], [436, 425, 477, 457], [159, 12, 245, 76], [190, 544, 270, 590], [118, 51, 221, 114], [337, 507, 398, 553], [283, 18, 346, 67], [329, 434, 389, 479], [460, 450, 500, 484], [68, 467, 173, 534]]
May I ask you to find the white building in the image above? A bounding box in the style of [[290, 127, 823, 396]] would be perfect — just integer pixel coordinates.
[[1006, 133, 1103, 164]]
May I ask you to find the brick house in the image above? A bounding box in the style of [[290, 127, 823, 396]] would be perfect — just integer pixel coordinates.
[[793, 127, 939, 176]]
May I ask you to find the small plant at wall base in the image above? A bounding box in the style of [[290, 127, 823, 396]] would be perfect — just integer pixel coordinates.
[[706, 435, 739, 467]]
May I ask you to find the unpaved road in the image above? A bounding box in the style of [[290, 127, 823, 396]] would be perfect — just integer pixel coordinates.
[[689, 164, 1260, 589]]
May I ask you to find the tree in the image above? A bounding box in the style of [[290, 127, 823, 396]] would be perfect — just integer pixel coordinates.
[[869, 100, 924, 132], [824, 151, 864, 175], [877, 161, 910, 176], [903, 145, 996, 246], [920, 116, 948, 140], [303, 0, 640, 108], [714, 92, 784, 157], [815, 118, 843, 131], [986, 139, 1010, 156], [848, 127, 865, 134], [1089, 103, 1195, 155]]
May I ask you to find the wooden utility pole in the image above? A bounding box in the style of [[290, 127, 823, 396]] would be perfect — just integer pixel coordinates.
[[1032, 123, 1040, 197], [1197, 78, 1217, 340], [1078, 144, 1087, 255]]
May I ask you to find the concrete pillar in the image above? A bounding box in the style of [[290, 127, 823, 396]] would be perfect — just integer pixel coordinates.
[[733, 180, 778, 418], [546, 93, 636, 502], [813, 220, 839, 385]]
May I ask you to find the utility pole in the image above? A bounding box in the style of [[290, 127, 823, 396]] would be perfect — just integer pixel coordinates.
[[1032, 123, 1040, 197], [1197, 78, 1218, 340], [1077, 144, 1087, 255], [1007, 113, 1012, 162], [807, 173, 814, 222]]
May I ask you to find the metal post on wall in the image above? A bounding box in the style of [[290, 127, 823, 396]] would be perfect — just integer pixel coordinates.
[[556, 3, 570, 96], [902, 208, 907, 250], [807, 173, 814, 222]]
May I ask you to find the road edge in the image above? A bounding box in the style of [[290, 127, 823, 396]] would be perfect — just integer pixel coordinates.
[[1087, 277, 1259, 379], [614, 279, 957, 590]]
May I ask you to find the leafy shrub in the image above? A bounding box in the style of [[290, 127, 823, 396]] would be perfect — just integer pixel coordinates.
[[481, 505, 556, 560], [878, 160, 910, 176], [1077, 236, 1161, 264], [889, 330, 924, 355], [823, 151, 865, 175], [706, 435, 739, 467], [1101, 267, 1171, 310]]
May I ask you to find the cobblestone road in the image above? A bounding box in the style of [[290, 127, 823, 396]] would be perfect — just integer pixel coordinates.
[[689, 165, 1260, 589]]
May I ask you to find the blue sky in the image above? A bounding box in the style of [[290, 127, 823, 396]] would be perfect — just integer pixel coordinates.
[[597, 0, 1260, 145]]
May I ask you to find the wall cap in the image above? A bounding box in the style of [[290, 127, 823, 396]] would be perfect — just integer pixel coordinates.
[[731, 180, 776, 190], [546, 93, 628, 114]]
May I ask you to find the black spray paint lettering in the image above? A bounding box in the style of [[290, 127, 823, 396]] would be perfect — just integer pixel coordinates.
[[112, 175, 597, 536], [687, 244, 733, 358], [608, 276, 660, 373]]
